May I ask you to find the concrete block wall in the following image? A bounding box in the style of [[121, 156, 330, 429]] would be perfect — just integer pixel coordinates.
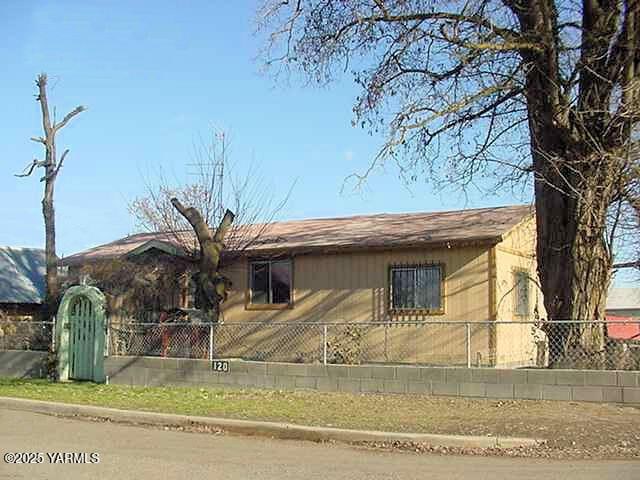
[[0, 350, 48, 378], [104, 356, 640, 404]]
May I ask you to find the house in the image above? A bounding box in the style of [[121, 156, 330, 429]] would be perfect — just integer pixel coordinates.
[[606, 287, 640, 342], [64, 204, 545, 367], [0, 247, 46, 319], [607, 288, 640, 318]]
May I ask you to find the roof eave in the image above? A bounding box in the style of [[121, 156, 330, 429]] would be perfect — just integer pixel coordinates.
[[225, 236, 502, 258]]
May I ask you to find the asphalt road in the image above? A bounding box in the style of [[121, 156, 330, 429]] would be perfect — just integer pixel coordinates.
[[1, 408, 638, 480]]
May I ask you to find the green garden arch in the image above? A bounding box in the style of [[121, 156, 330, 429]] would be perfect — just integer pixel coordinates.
[[56, 285, 107, 382]]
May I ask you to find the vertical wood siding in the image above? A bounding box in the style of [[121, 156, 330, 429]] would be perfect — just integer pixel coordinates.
[[218, 246, 493, 365], [221, 246, 490, 323], [494, 216, 548, 367]]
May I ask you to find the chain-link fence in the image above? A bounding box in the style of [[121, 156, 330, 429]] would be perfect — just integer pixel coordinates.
[[107, 319, 640, 370], [108, 322, 210, 359], [2, 318, 637, 370], [0, 320, 54, 351]]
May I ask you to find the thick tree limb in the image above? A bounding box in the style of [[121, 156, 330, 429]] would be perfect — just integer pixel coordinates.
[[170, 197, 236, 314], [54, 105, 87, 132], [213, 209, 236, 244], [170, 198, 215, 248]]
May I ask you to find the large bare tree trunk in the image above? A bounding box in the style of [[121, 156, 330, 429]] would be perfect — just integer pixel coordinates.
[[17, 74, 85, 320], [38, 78, 59, 318], [531, 124, 614, 366], [43, 175, 58, 317], [171, 198, 235, 319], [513, 2, 620, 367]]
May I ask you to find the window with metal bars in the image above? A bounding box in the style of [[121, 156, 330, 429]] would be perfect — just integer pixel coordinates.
[[389, 264, 443, 313]]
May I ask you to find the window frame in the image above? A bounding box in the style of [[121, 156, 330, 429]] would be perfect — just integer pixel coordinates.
[[246, 257, 294, 310], [388, 263, 445, 315], [513, 268, 530, 317]]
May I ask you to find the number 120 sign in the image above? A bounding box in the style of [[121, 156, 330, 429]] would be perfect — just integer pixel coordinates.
[[212, 360, 230, 373]]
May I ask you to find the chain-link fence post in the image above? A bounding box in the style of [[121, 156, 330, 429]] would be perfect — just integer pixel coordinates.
[[208, 323, 214, 362], [466, 322, 471, 368], [322, 324, 328, 365], [384, 323, 389, 362], [51, 316, 56, 352]]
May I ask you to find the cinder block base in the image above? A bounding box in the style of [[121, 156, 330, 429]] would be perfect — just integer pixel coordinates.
[[361, 379, 385, 393], [407, 381, 430, 394], [602, 387, 623, 403], [431, 382, 458, 396], [294, 376, 317, 389], [542, 385, 572, 401], [315, 377, 338, 392], [623, 387, 640, 404], [383, 380, 406, 394], [337, 378, 360, 393], [459, 382, 486, 398], [0, 350, 47, 378], [514, 384, 542, 400], [98, 356, 638, 405], [571, 386, 604, 402], [485, 383, 514, 399]]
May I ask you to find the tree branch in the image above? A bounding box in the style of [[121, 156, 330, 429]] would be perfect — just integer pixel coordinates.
[[334, 11, 521, 44], [53, 149, 70, 178], [54, 105, 86, 132], [15, 159, 46, 177], [213, 209, 236, 244]]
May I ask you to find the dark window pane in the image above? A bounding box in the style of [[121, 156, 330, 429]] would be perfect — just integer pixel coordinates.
[[392, 269, 415, 309], [271, 260, 291, 304], [515, 272, 529, 315], [250, 262, 269, 304], [415, 266, 441, 309]]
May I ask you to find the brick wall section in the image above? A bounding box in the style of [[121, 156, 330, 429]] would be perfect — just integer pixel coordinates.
[[0, 350, 47, 378], [104, 357, 640, 404]]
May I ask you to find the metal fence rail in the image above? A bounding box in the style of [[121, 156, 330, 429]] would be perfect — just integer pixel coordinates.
[[0, 320, 54, 352], [107, 320, 640, 370]]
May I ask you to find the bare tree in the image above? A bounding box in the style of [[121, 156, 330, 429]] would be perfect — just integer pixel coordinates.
[[16, 74, 86, 320], [129, 130, 288, 319], [257, 0, 639, 365]]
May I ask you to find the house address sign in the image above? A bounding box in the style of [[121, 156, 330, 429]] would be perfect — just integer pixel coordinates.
[[212, 360, 230, 373]]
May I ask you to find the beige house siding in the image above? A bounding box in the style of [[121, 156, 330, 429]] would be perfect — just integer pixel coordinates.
[[494, 215, 547, 367], [218, 246, 494, 365], [221, 246, 491, 322]]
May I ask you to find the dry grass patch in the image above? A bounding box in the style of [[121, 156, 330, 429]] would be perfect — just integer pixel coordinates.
[[1, 378, 638, 457]]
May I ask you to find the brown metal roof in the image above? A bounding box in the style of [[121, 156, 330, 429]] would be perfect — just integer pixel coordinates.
[[64, 204, 533, 265]]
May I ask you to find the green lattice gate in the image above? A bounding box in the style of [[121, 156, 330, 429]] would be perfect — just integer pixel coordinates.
[[69, 296, 97, 380], [56, 285, 106, 383]]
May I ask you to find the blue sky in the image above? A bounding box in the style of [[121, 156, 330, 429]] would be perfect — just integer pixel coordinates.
[[0, 0, 584, 266]]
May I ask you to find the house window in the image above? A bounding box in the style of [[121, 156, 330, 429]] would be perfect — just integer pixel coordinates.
[[249, 259, 292, 305], [390, 264, 443, 312], [514, 270, 530, 316]]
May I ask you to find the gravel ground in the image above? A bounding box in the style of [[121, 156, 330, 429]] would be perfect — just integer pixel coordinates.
[[67, 406, 640, 460]]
